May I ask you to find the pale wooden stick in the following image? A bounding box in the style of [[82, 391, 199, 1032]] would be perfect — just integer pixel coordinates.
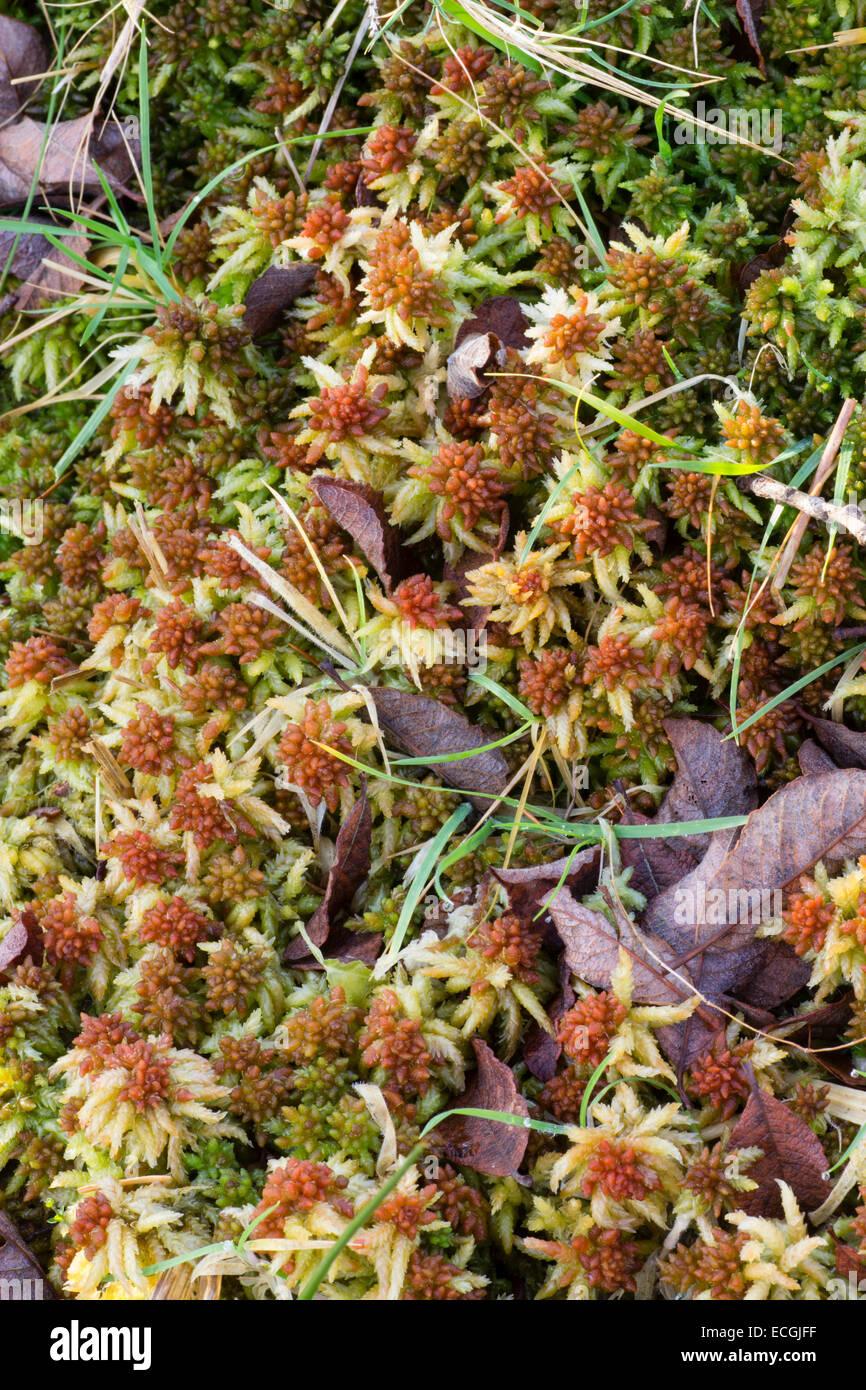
[[744, 473, 866, 544], [771, 396, 857, 591]]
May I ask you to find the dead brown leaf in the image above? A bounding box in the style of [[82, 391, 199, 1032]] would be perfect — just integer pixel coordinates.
[[617, 719, 755, 902], [798, 738, 837, 776], [368, 686, 509, 805], [735, 0, 766, 72], [0, 908, 42, 976], [801, 714, 866, 770], [243, 263, 316, 338], [0, 114, 139, 208], [0, 1213, 54, 1297], [0, 17, 48, 124], [433, 1038, 529, 1176], [312, 476, 409, 594], [284, 784, 371, 962], [646, 771, 866, 971], [549, 890, 698, 1008], [447, 295, 528, 400], [727, 1084, 830, 1217], [0, 225, 90, 309]]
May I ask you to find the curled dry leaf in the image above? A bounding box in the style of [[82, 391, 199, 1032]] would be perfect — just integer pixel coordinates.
[[735, 0, 766, 72], [523, 956, 575, 1082], [312, 476, 408, 593], [284, 784, 372, 962], [242, 262, 317, 338], [0, 1213, 54, 1298], [0, 114, 139, 208], [548, 889, 697, 1009], [801, 713, 866, 770], [0, 907, 42, 976], [727, 1084, 831, 1217], [433, 1038, 529, 1176], [447, 295, 528, 400], [368, 686, 509, 804], [494, 846, 600, 923], [0, 226, 90, 311], [646, 770, 866, 965], [618, 719, 755, 901], [0, 16, 48, 123], [798, 738, 838, 776]]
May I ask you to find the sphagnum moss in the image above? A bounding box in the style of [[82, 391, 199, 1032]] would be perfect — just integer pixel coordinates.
[[4, 0, 866, 1303]]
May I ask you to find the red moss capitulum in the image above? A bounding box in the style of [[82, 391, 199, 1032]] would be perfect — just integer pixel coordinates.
[[139, 896, 215, 962], [254, 1158, 353, 1237], [403, 1250, 485, 1300], [376, 1187, 439, 1238], [413, 440, 507, 540], [106, 831, 184, 887], [572, 1225, 643, 1294], [518, 648, 583, 718], [497, 164, 568, 224], [556, 482, 650, 562], [556, 991, 627, 1068], [474, 911, 542, 984], [281, 987, 361, 1064], [146, 600, 206, 675], [581, 1138, 661, 1202], [72, 1014, 173, 1112], [121, 703, 183, 777], [359, 989, 433, 1096], [363, 220, 450, 327], [391, 574, 461, 629], [361, 125, 417, 181], [687, 1045, 751, 1118], [170, 761, 246, 850], [200, 602, 283, 664], [68, 1192, 114, 1259], [5, 637, 73, 688], [582, 634, 652, 692], [277, 699, 352, 812], [306, 368, 389, 458], [299, 198, 351, 258], [783, 891, 835, 956], [39, 893, 102, 974]]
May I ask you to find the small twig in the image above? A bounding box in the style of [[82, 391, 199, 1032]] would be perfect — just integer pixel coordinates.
[[770, 397, 857, 591], [743, 473, 866, 545], [302, 10, 371, 182]]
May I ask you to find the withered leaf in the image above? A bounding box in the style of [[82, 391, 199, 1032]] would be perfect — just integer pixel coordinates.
[[727, 1086, 830, 1217], [0, 17, 48, 123], [368, 686, 509, 804], [617, 805, 697, 901], [0, 1213, 54, 1297], [0, 114, 139, 208], [802, 714, 866, 770], [0, 908, 42, 976], [646, 770, 866, 965], [798, 738, 837, 776], [735, 0, 766, 72], [284, 785, 371, 962], [617, 720, 755, 902], [0, 226, 89, 309], [454, 295, 529, 352], [434, 1039, 529, 1176], [548, 890, 697, 1009], [447, 331, 505, 400], [312, 476, 408, 593], [447, 295, 528, 400], [654, 718, 757, 854], [243, 263, 317, 338], [733, 939, 810, 1012], [494, 846, 600, 921]]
